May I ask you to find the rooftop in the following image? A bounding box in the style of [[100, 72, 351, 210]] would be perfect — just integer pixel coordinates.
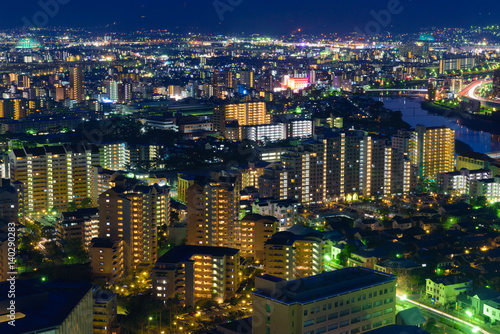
[[254, 267, 395, 305], [156, 245, 239, 264], [0, 280, 92, 334]]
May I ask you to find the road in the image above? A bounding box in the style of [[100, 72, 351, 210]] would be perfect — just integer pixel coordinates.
[[459, 80, 500, 107], [398, 295, 489, 334]]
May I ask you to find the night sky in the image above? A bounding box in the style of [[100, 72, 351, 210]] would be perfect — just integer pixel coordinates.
[[1, 0, 499, 34]]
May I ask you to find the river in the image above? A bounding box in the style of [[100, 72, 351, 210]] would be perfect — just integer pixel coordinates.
[[377, 97, 500, 154]]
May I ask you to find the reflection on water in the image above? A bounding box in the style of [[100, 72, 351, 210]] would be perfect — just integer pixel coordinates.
[[377, 97, 500, 154]]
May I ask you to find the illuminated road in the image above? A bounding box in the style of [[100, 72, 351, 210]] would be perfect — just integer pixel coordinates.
[[398, 295, 488, 334], [459, 80, 500, 107]]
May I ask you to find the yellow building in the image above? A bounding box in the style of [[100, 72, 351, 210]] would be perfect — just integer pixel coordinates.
[[186, 172, 241, 248], [98, 183, 169, 272], [177, 173, 196, 204], [456, 151, 500, 176], [393, 126, 455, 179], [253, 267, 397, 334], [90, 238, 124, 285], [70, 64, 84, 103], [264, 225, 326, 280], [239, 214, 278, 261], [152, 245, 241, 306], [213, 102, 270, 134], [9, 145, 100, 214], [418, 125, 455, 179]]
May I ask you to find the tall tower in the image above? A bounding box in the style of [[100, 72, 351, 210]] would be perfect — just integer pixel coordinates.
[[69, 65, 84, 103]]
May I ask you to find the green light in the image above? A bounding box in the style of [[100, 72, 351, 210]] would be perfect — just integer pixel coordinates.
[[324, 255, 331, 262], [466, 310, 473, 317], [41, 277, 46, 282], [149, 316, 153, 321]]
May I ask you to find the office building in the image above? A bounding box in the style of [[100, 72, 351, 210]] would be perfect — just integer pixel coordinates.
[[214, 102, 271, 134], [70, 65, 84, 103], [252, 267, 397, 334], [152, 245, 241, 306], [90, 238, 125, 285], [98, 183, 169, 271], [239, 214, 278, 261], [0, 280, 94, 333], [233, 120, 313, 142], [9, 145, 100, 214], [186, 172, 241, 248]]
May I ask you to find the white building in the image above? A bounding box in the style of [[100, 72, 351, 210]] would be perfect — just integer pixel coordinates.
[[99, 141, 130, 171], [437, 168, 491, 196], [426, 276, 472, 305], [252, 198, 298, 231], [240, 120, 313, 142]]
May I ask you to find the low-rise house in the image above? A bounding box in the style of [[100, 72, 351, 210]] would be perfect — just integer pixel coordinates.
[[425, 275, 473, 305]]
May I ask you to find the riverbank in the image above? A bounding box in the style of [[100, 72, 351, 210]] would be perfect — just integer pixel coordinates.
[[421, 101, 500, 136], [376, 97, 500, 153]]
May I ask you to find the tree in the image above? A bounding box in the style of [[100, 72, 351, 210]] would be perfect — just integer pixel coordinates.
[[472, 196, 487, 208], [45, 241, 64, 264], [64, 239, 89, 264], [67, 201, 78, 212], [79, 197, 93, 209]]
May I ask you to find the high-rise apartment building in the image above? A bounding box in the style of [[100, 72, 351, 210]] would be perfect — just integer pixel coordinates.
[[90, 238, 124, 285], [9, 145, 100, 214], [93, 287, 119, 334], [186, 172, 241, 248], [252, 267, 397, 334], [239, 214, 278, 261], [152, 245, 241, 306], [214, 102, 271, 134], [258, 131, 414, 204], [0, 98, 29, 120], [98, 183, 169, 271], [264, 225, 330, 280], [99, 141, 130, 171], [393, 126, 455, 179], [70, 65, 84, 103], [60, 208, 100, 250]]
